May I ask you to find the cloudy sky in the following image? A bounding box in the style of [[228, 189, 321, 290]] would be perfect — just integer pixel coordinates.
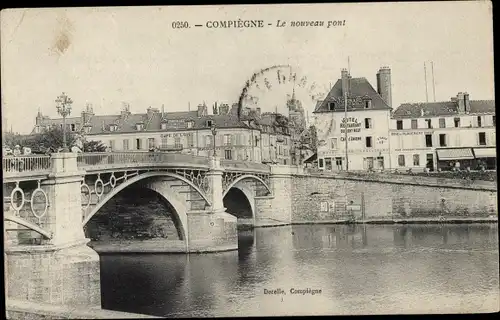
[[1, 2, 494, 133]]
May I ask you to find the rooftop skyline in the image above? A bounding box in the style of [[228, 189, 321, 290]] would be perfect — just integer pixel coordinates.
[[1, 2, 494, 134]]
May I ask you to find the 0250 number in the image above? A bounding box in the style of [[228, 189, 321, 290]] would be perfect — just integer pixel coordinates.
[[172, 21, 189, 29]]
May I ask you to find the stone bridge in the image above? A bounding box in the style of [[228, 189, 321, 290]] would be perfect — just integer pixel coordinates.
[[3, 152, 295, 309]]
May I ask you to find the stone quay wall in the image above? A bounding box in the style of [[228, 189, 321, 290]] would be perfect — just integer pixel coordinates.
[[288, 172, 497, 223]]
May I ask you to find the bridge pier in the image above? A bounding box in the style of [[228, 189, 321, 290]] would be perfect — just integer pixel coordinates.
[[187, 157, 237, 252], [5, 153, 101, 307], [254, 165, 293, 227]]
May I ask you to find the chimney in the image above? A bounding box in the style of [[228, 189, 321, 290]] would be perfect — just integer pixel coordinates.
[[464, 92, 470, 113], [456, 92, 465, 113], [218, 104, 230, 115], [341, 68, 350, 96], [81, 103, 95, 125], [197, 104, 207, 117], [256, 107, 261, 117], [120, 102, 130, 118], [376, 66, 392, 108], [147, 106, 158, 119]]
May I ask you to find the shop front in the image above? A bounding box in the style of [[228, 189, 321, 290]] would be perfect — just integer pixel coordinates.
[[473, 147, 497, 170], [436, 148, 475, 171]]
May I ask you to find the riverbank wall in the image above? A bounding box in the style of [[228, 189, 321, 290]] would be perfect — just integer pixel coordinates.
[[287, 172, 497, 224]]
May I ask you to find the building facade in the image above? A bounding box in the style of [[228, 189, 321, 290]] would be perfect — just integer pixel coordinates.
[[390, 92, 496, 171], [313, 67, 393, 171], [32, 102, 296, 164]]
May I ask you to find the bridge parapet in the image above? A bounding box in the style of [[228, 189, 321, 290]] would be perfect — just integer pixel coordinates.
[[77, 152, 211, 172]]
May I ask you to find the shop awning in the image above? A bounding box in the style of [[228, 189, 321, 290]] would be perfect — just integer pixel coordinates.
[[304, 153, 317, 163], [436, 148, 474, 160], [473, 147, 497, 158]]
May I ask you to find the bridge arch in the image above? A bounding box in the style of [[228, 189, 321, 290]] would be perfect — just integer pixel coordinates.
[[82, 171, 211, 243], [223, 182, 256, 220], [222, 174, 272, 198]]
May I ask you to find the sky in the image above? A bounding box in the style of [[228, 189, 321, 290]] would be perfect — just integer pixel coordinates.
[[1, 2, 495, 134]]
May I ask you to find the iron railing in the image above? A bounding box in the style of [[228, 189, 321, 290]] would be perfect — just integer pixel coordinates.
[[76, 152, 211, 169], [2, 155, 52, 174]]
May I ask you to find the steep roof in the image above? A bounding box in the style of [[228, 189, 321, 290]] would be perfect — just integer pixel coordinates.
[[313, 77, 391, 113], [393, 100, 495, 119]]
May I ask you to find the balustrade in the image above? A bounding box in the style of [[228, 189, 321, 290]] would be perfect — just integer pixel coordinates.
[[2, 155, 52, 175]]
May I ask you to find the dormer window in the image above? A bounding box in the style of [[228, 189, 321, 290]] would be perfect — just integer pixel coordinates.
[[328, 102, 335, 111], [206, 120, 213, 127], [136, 123, 144, 131], [109, 124, 118, 132], [365, 100, 372, 109], [161, 122, 167, 130], [70, 124, 76, 131], [187, 121, 194, 128], [84, 126, 92, 134]]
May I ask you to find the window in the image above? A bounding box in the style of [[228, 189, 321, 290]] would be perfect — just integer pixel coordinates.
[[411, 119, 418, 129], [335, 157, 343, 168], [454, 117, 460, 128], [34, 126, 41, 133], [365, 136, 373, 148], [223, 134, 232, 146], [205, 135, 212, 147], [135, 138, 141, 150], [413, 154, 420, 166], [398, 155, 405, 167], [186, 121, 194, 128], [365, 100, 372, 109], [439, 134, 447, 147], [207, 120, 213, 127], [187, 133, 194, 147], [161, 123, 167, 130], [174, 136, 182, 148], [330, 138, 338, 150], [328, 102, 335, 111], [109, 140, 115, 150], [493, 116, 496, 127], [396, 120, 403, 130], [254, 136, 258, 147], [123, 139, 129, 150], [224, 150, 232, 160], [364, 118, 372, 129], [319, 158, 324, 168], [425, 134, 433, 147], [439, 118, 445, 128], [70, 124, 76, 131], [148, 138, 155, 149], [136, 123, 144, 131], [425, 119, 432, 128], [478, 132, 486, 145]]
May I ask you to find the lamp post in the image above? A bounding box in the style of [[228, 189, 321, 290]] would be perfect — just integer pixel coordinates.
[[211, 123, 217, 157], [55, 92, 73, 152]]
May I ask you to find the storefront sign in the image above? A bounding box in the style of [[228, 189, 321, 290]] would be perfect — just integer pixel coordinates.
[[391, 131, 426, 136], [160, 132, 192, 138], [377, 136, 388, 144], [340, 136, 362, 142]]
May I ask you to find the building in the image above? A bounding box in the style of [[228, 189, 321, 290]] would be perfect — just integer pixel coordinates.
[[390, 92, 496, 171], [32, 102, 296, 164], [313, 67, 393, 171]]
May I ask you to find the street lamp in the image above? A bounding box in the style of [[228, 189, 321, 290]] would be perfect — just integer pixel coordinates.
[[55, 92, 73, 152], [211, 123, 217, 157]]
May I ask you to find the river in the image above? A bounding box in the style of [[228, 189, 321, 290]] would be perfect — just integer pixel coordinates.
[[98, 223, 499, 316]]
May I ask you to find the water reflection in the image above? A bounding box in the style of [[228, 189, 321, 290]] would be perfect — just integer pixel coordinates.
[[99, 224, 499, 316]]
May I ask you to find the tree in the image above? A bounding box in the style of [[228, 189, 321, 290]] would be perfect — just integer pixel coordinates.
[[83, 140, 107, 152], [21, 126, 77, 152]]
